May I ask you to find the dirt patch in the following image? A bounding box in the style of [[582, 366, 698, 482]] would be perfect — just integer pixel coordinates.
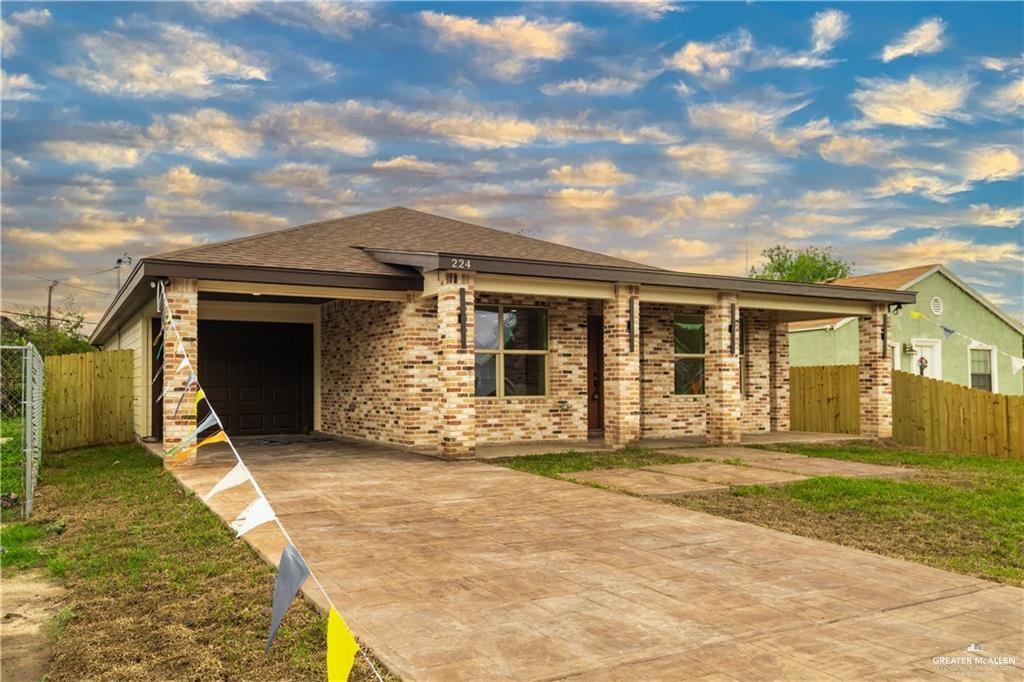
[[2, 570, 66, 681]]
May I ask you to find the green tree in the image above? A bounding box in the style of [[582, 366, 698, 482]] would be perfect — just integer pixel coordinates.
[[0, 296, 95, 356], [749, 245, 853, 283]]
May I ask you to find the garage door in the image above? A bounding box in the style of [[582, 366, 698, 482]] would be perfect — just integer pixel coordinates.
[[198, 320, 313, 436]]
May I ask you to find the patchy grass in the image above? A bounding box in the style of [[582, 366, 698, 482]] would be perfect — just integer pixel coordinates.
[[492, 447, 701, 478], [675, 443, 1024, 586], [1, 416, 24, 519], [9, 443, 397, 681]]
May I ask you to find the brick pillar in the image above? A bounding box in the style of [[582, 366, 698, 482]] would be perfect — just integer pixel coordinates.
[[162, 278, 198, 462], [603, 283, 640, 448], [437, 271, 476, 458], [859, 304, 892, 438], [706, 292, 742, 445], [769, 320, 790, 432]]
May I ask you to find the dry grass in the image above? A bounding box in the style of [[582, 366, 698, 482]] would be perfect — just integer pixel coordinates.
[[13, 443, 398, 681]]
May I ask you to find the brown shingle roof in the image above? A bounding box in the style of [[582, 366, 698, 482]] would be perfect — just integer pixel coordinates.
[[824, 264, 938, 290], [152, 207, 661, 276]]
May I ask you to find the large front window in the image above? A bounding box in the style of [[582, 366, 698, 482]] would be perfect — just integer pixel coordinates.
[[970, 348, 993, 391], [673, 316, 705, 395], [475, 305, 548, 397]]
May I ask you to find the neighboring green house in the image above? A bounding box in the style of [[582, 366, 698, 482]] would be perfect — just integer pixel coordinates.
[[790, 264, 1024, 395]]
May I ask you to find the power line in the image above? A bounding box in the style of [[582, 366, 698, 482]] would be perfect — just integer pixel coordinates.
[[1, 309, 100, 325], [4, 265, 117, 284]]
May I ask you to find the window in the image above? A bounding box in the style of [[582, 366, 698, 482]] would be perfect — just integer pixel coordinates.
[[970, 348, 993, 392], [673, 316, 705, 395], [474, 305, 548, 397]]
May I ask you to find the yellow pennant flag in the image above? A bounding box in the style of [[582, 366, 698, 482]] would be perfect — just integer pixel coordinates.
[[326, 607, 358, 682], [910, 311, 927, 320], [165, 446, 196, 468], [195, 388, 206, 410], [198, 431, 229, 449]]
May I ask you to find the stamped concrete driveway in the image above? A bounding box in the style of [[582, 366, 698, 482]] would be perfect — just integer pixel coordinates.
[[174, 440, 1024, 681]]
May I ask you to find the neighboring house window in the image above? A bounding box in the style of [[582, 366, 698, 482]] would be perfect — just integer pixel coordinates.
[[970, 347, 994, 392], [674, 316, 705, 395], [474, 305, 548, 397]]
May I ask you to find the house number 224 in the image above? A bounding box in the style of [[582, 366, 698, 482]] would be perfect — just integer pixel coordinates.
[[449, 257, 472, 270]]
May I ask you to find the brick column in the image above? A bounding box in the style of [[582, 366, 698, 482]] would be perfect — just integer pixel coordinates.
[[603, 283, 640, 448], [162, 278, 198, 462], [437, 271, 476, 458], [769, 320, 790, 432], [706, 292, 742, 445], [858, 304, 892, 438]]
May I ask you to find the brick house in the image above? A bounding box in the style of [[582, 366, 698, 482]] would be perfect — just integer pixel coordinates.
[[91, 207, 914, 461]]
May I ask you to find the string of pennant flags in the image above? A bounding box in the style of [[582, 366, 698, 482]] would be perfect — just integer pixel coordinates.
[[903, 309, 1024, 375], [154, 283, 380, 682]]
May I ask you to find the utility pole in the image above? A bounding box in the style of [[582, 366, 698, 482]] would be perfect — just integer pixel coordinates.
[[46, 280, 58, 331]]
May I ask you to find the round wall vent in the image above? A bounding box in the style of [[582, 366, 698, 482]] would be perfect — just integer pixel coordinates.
[[929, 296, 944, 316]]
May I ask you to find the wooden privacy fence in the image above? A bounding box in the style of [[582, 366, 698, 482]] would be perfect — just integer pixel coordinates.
[[790, 365, 1024, 459], [892, 370, 1024, 459], [45, 350, 133, 452], [789, 365, 860, 434]]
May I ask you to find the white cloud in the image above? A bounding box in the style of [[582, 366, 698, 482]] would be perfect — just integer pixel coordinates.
[[550, 188, 621, 211], [784, 189, 865, 211], [420, 11, 583, 80], [818, 134, 901, 166], [851, 226, 902, 240], [870, 172, 968, 202], [41, 140, 146, 170], [962, 145, 1023, 183], [881, 17, 947, 63], [667, 30, 753, 82], [541, 76, 647, 96], [1, 69, 43, 101], [255, 162, 331, 189], [371, 155, 444, 173], [666, 143, 783, 184], [989, 78, 1024, 114], [140, 165, 226, 197], [549, 160, 634, 186], [10, 8, 52, 27], [811, 9, 850, 55], [688, 98, 832, 154], [665, 237, 718, 257], [150, 108, 262, 161], [613, 1, 685, 20], [255, 101, 376, 155], [872, 235, 1022, 267], [851, 74, 971, 128], [668, 191, 760, 220], [2, 9, 51, 56], [195, 0, 372, 37], [5, 213, 153, 252], [968, 204, 1024, 228], [55, 22, 268, 99], [219, 210, 290, 232]]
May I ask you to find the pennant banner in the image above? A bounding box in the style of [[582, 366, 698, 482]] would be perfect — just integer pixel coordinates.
[[940, 325, 955, 338], [231, 496, 276, 537], [198, 430, 229, 449], [327, 607, 359, 682], [164, 445, 196, 468], [1012, 356, 1024, 375], [196, 388, 206, 409], [174, 373, 197, 416], [266, 544, 312, 653], [204, 462, 251, 502], [909, 311, 927, 320], [176, 356, 190, 373]]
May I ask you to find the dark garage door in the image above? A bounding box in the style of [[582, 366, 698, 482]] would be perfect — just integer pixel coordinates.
[[198, 320, 313, 436]]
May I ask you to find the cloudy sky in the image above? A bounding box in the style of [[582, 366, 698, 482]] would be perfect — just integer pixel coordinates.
[[2, 1, 1022, 331]]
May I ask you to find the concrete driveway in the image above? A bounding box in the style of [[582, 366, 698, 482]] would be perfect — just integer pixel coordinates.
[[173, 439, 1023, 681]]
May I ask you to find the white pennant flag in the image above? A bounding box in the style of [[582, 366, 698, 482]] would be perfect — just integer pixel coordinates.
[[1012, 356, 1024, 375], [176, 356, 189, 373], [204, 462, 251, 502], [177, 340, 186, 356], [230, 496, 276, 537]]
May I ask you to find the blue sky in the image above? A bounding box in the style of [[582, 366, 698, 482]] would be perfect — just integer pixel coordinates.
[[2, 1, 1022, 330]]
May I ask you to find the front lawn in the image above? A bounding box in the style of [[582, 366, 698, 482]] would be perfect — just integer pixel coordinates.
[[1, 443, 395, 681], [493, 446, 701, 478], [675, 443, 1024, 586]]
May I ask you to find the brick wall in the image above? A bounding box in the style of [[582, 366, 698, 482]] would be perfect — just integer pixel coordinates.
[[437, 272, 476, 458], [741, 309, 772, 433], [162, 278, 198, 460], [474, 293, 588, 445], [639, 303, 706, 438], [858, 304, 893, 438], [706, 292, 742, 444], [604, 284, 641, 447], [769, 320, 790, 431]]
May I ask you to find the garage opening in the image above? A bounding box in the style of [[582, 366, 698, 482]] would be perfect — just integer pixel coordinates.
[[198, 320, 314, 436]]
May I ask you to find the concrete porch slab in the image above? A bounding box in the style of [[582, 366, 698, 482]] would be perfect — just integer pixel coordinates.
[[562, 468, 729, 496], [644, 461, 809, 486]]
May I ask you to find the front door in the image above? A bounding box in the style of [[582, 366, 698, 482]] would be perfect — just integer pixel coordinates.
[[913, 338, 942, 379], [587, 315, 604, 432]]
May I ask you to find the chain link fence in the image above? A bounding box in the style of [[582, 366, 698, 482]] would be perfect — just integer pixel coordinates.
[[1, 343, 45, 517]]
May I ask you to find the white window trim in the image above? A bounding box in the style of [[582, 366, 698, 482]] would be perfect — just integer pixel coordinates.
[[967, 342, 999, 393], [911, 337, 942, 380]]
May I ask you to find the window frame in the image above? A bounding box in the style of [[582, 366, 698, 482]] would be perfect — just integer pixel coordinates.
[[474, 303, 550, 399], [673, 314, 706, 396], [968, 343, 998, 393]]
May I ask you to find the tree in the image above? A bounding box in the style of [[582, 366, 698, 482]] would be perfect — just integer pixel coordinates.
[[0, 296, 95, 356], [749, 245, 853, 283]]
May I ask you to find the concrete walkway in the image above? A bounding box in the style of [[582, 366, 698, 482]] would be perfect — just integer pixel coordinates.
[[173, 440, 1023, 681]]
